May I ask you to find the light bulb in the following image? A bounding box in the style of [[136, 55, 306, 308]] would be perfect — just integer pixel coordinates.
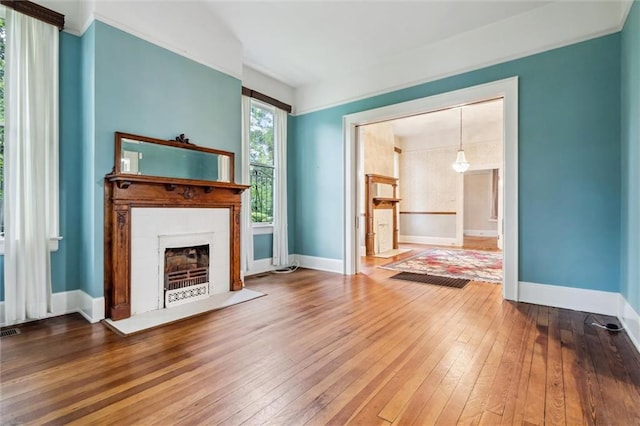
[[452, 150, 470, 173]]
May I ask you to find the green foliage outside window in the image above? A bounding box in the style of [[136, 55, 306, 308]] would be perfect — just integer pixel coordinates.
[[249, 104, 274, 223]]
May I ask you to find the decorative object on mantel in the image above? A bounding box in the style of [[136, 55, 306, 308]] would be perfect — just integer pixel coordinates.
[[173, 133, 191, 144], [104, 131, 249, 322], [452, 107, 470, 173]]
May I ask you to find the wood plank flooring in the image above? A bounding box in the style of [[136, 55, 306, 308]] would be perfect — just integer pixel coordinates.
[[1, 265, 639, 425]]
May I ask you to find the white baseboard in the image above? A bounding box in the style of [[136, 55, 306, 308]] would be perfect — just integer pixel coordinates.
[[245, 254, 344, 276], [77, 291, 105, 323], [619, 295, 640, 354], [0, 290, 105, 326], [293, 254, 343, 274], [399, 235, 458, 246], [518, 281, 619, 316], [244, 258, 275, 277], [464, 229, 498, 237]]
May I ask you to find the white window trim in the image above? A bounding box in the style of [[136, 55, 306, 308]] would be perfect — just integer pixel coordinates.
[[252, 224, 274, 235], [249, 99, 276, 229]]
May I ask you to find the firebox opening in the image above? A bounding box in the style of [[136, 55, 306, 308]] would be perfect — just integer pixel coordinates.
[[163, 244, 210, 308]]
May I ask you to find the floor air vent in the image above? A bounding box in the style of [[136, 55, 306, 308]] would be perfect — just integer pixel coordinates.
[[1, 328, 21, 338]]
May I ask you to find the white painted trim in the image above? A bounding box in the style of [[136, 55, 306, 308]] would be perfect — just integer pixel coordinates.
[[252, 225, 274, 235], [294, 254, 343, 274], [344, 77, 518, 301], [464, 230, 498, 237], [619, 295, 640, 355], [77, 291, 105, 324], [518, 281, 619, 316], [399, 235, 458, 246], [245, 258, 275, 277], [49, 290, 79, 316], [0, 290, 105, 326]]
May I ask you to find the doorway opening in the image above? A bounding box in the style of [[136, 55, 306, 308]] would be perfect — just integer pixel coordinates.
[[343, 77, 518, 301], [357, 100, 504, 285]]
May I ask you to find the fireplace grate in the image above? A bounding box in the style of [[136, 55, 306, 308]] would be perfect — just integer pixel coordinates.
[[165, 267, 209, 291]]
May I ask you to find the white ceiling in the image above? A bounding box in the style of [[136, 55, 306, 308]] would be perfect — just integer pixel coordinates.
[[205, 1, 550, 88], [366, 98, 503, 150], [45, 0, 631, 114], [203, 1, 630, 99], [393, 99, 503, 139]]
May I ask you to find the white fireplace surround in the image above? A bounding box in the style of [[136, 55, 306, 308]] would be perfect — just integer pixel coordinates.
[[130, 207, 230, 316]]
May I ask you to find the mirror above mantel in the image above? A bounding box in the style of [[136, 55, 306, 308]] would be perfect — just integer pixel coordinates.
[[113, 132, 234, 183]]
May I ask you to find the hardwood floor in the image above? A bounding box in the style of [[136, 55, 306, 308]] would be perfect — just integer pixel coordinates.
[[2, 267, 639, 425]]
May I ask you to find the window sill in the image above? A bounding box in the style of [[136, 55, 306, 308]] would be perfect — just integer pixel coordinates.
[[252, 224, 273, 235], [0, 236, 62, 256]]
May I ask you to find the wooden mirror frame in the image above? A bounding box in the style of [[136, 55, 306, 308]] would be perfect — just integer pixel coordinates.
[[113, 132, 235, 183]]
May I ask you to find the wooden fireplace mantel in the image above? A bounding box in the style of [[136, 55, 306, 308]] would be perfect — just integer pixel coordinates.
[[104, 174, 249, 321], [365, 174, 400, 256]]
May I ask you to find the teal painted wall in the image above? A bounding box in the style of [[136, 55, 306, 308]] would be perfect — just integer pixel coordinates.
[[290, 34, 622, 292], [80, 21, 242, 297], [621, 2, 640, 312], [55, 32, 83, 294], [254, 234, 273, 260]]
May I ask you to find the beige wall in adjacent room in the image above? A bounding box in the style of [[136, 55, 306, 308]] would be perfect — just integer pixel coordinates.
[[464, 170, 498, 234], [363, 122, 395, 178]]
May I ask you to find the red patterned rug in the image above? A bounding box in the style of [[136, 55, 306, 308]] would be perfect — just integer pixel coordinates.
[[380, 248, 502, 283]]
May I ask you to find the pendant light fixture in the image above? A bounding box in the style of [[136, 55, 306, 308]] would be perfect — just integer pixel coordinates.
[[452, 107, 470, 173]]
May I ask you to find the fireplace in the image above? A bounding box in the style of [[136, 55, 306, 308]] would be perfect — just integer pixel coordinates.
[[104, 132, 248, 321]]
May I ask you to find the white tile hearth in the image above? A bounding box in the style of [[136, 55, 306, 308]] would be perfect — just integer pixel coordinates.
[[103, 289, 265, 335]]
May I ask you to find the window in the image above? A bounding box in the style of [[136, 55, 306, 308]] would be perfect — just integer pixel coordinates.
[[249, 101, 275, 225]]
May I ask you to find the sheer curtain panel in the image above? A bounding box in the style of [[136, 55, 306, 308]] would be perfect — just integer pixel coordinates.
[[272, 108, 289, 267], [4, 10, 59, 324], [241, 95, 254, 276]]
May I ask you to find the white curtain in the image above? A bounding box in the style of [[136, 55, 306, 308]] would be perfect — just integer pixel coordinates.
[[4, 10, 59, 324], [272, 108, 289, 267], [240, 95, 254, 276]]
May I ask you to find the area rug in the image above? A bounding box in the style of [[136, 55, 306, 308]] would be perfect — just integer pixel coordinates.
[[381, 248, 502, 283], [390, 272, 470, 288]]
